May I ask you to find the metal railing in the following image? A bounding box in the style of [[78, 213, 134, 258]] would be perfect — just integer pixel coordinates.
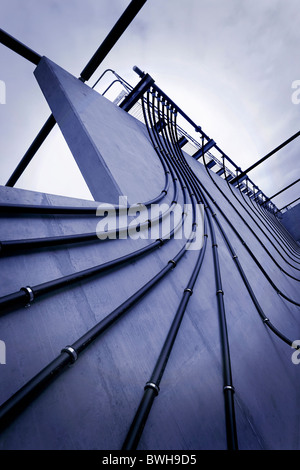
[[93, 67, 283, 214]]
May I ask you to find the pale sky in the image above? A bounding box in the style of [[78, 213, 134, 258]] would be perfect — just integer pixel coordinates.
[[0, 0, 299, 210]]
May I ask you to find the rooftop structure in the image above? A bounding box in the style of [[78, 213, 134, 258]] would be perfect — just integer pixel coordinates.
[[0, 1, 299, 450]]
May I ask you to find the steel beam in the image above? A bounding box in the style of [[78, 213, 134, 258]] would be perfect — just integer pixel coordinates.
[[206, 159, 217, 169], [0, 29, 41, 65], [276, 196, 300, 213], [263, 178, 300, 205], [230, 131, 300, 186], [6, 115, 56, 187], [4, 0, 148, 187], [178, 136, 188, 148], [120, 73, 154, 112], [80, 0, 148, 82]]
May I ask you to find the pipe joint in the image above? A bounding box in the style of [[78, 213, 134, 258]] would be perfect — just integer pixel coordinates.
[[61, 346, 78, 364], [184, 288, 193, 295], [144, 382, 160, 396], [168, 259, 177, 268], [20, 286, 35, 308]]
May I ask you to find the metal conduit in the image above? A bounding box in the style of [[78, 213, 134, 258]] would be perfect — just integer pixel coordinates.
[[143, 92, 190, 213], [243, 178, 300, 256], [0, 231, 195, 432], [244, 179, 300, 259], [194, 169, 300, 306], [193, 172, 299, 351], [167, 112, 239, 450], [0, 184, 178, 256], [143, 91, 238, 450], [143, 84, 300, 362], [194, 177, 300, 350], [1, 95, 184, 257], [122, 221, 208, 450], [185, 161, 300, 306], [171, 109, 299, 336], [148, 85, 300, 448], [0, 189, 186, 313], [169, 116, 239, 450], [1, 25, 297, 450], [232, 173, 300, 262], [0, 117, 186, 302], [219, 162, 300, 269], [199, 180, 299, 349], [221, 159, 300, 266], [229, 165, 299, 256], [0, 116, 200, 432], [165, 109, 300, 358], [122, 94, 210, 450], [200, 147, 300, 280], [0, 163, 171, 216], [0, 235, 193, 432], [268, 212, 300, 252], [132, 67, 276, 215], [1, 80, 297, 450], [245, 181, 300, 259]]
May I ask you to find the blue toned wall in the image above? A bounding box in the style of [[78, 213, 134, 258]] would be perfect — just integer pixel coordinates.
[[280, 203, 300, 243], [0, 64, 299, 450]]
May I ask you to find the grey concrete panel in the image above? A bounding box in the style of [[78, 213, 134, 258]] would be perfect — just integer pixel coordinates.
[[34, 58, 164, 205], [0, 107, 299, 449], [280, 203, 300, 243]]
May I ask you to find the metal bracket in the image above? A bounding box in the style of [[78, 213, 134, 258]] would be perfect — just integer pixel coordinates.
[[168, 259, 177, 268], [120, 73, 154, 112], [144, 382, 160, 396], [20, 286, 34, 308], [184, 288, 193, 295], [224, 385, 235, 393], [61, 345, 78, 364]]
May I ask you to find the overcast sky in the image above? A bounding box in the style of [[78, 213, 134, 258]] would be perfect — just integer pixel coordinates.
[[0, 0, 299, 210]]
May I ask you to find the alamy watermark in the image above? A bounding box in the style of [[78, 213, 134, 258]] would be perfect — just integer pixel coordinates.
[[96, 197, 205, 251], [291, 340, 300, 365], [0, 80, 6, 104], [0, 340, 6, 364], [291, 80, 300, 104]]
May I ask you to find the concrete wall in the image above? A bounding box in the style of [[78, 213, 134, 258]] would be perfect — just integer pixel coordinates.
[[34, 57, 164, 205], [280, 203, 300, 243], [0, 81, 299, 450]]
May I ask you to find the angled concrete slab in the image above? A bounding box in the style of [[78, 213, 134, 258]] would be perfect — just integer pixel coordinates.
[[34, 57, 164, 205]]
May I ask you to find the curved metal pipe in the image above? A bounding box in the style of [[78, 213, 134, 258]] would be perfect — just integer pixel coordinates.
[[201, 149, 300, 281], [0, 161, 197, 433], [221, 159, 300, 265]]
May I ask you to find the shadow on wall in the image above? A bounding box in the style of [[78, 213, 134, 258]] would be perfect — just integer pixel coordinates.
[[279, 203, 300, 243]]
